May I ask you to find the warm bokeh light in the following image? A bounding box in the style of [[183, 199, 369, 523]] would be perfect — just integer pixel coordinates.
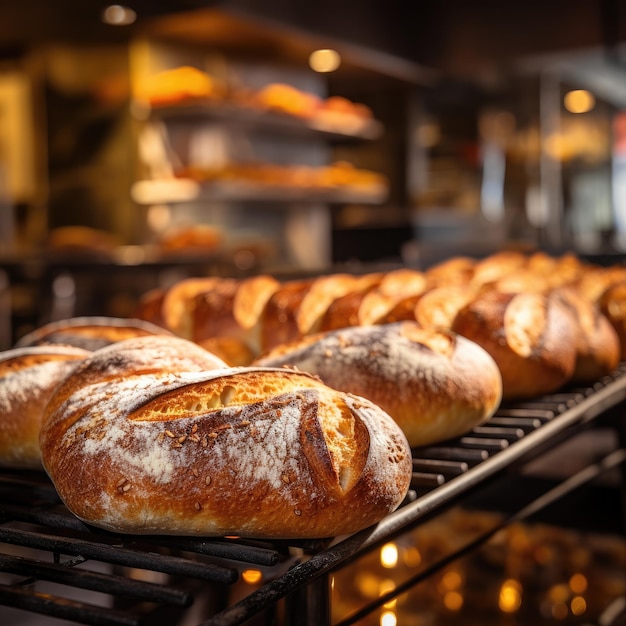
[[570, 596, 587, 616], [551, 602, 569, 620], [569, 573, 588, 594], [241, 569, 262, 585], [380, 543, 398, 568], [440, 569, 463, 590], [402, 546, 422, 568], [309, 48, 341, 72], [499, 579, 522, 613], [564, 89, 595, 114], [548, 583, 570, 604], [355, 572, 381, 599], [380, 610, 397, 626], [443, 590, 464, 611], [101, 4, 137, 25]]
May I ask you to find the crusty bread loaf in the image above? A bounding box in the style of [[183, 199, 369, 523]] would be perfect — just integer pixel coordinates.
[[553, 287, 620, 382], [15, 316, 172, 352], [134, 288, 167, 329], [257, 278, 316, 351], [39, 336, 412, 538], [160, 277, 223, 338], [254, 322, 502, 448], [469, 250, 529, 288], [377, 283, 476, 329], [0, 345, 91, 468], [319, 267, 428, 331], [414, 284, 476, 330], [599, 280, 626, 360], [424, 256, 476, 286], [451, 289, 579, 400], [318, 274, 384, 331], [575, 265, 626, 304], [257, 274, 379, 352], [191, 274, 279, 362]]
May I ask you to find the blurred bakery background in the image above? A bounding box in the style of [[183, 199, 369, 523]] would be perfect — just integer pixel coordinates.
[[0, 0, 625, 346]]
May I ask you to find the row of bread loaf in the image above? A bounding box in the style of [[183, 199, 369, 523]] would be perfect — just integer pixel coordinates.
[[1, 320, 414, 539], [3, 248, 625, 539], [133, 249, 626, 401]]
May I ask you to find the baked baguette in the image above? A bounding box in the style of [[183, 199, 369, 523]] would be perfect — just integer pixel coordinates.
[[254, 322, 502, 448], [15, 316, 172, 351], [553, 287, 620, 382], [191, 274, 280, 364], [0, 345, 91, 468], [451, 289, 579, 399], [599, 280, 626, 359], [39, 336, 412, 539]]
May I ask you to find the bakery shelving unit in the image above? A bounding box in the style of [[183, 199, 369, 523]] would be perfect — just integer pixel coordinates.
[[127, 49, 389, 271]]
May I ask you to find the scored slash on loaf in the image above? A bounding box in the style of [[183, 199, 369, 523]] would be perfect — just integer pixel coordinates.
[[38, 335, 413, 539]]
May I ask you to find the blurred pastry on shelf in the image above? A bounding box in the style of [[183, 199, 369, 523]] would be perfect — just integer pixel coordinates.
[[312, 95, 375, 133], [252, 82, 321, 118], [175, 161, 387, 194], [138, 65, 228, 107], [156, 224, 224, 258], [315, 161, 388, 191], [45, 226, 120, 260]]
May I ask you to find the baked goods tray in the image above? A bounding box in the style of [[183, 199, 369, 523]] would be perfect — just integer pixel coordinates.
[[1, 365, 626, 626]]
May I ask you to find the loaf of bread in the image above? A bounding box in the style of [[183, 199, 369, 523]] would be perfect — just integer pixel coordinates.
[[318, 274, 384, 331], [191, 274, 280, 362], [257, 274, 378, 352], [254, 322, 502, 448], [553, 287, 620, 382], [39, 335, 412, 538], [15, 316, 172, 352], [599, 280, 626, 360], [451, 290, 579, 399], [0, 345, 91, 468], [319, 270, 428, 331], [160, 277, 223, 338]]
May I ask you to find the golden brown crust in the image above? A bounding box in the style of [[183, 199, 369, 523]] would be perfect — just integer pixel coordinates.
[[414, 285, 476, 330], [598, 281, 626, 360], [254, 322, 502, 448], [425, 256, 476, 286], [39, 337, 412, 538], [469, 250, 529, 288], [257, 279, 315, 352], [0, 345, 91, 468], [134, 288, 167, 328], [161, 277, 223, 338], [451, 290, 578, 399], [191, 275, 280, 360], [553, 287, 620, 382], [15, 316, 173, 352], [318, 274, 384, 331]]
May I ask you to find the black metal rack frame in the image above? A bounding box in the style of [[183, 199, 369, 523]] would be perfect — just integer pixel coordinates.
[[1, 365, 626, 626]]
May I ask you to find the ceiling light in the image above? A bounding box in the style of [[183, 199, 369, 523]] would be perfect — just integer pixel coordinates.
[[564, 89, 595, 114], [102, 4, 137, 26], [309, 49, 341, 73]]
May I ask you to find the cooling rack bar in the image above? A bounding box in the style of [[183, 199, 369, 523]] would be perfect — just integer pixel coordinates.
[[0, 554, 192, 606], [0, 527, 238, 584], [0, 586, 142, 626]]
